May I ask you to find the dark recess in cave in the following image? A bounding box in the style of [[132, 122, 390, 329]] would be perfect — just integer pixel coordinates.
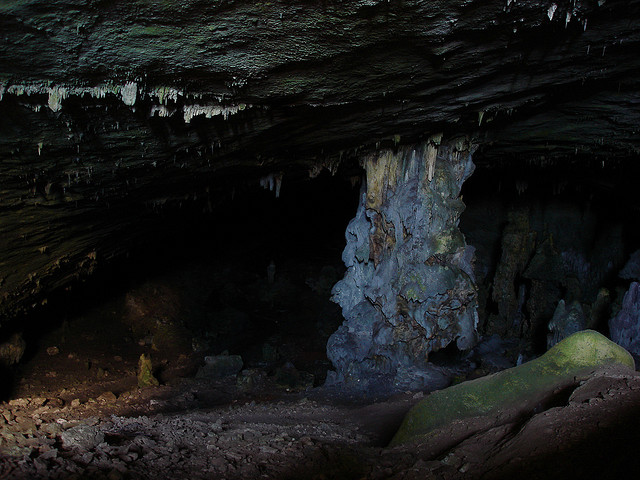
[[461, 154, 640, 354], [1, 170, 362, 400]]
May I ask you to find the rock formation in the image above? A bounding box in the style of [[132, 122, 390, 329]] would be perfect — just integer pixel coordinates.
[[609, 282, 640, 358], [327, 138, 478, 392], [391, 329, 635, 446]]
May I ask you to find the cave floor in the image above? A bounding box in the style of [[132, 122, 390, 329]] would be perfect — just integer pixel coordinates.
[[3, 344, 640, 479], [3, 262, 640, 479]]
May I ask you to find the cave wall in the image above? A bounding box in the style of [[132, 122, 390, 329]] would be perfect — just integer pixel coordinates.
[[1, 0, 640, 325], [460, 161, 640, 353]]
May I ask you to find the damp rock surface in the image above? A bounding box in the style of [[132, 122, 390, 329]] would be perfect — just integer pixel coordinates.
[[391, 330, 635, 447], [547, 299, 587, 348], [328, 139, 478, 393], [609, 282, 640, 358]]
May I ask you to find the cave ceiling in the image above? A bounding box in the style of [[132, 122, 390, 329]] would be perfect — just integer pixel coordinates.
[[1, 0, 639, 320]]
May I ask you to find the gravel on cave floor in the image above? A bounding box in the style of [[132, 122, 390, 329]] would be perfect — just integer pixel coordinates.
[[3, 364, 640, 480]]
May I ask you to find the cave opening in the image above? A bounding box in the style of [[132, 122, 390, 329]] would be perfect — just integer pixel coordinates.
[[3, 146, 640, 480], [2, 0, 640, 475]]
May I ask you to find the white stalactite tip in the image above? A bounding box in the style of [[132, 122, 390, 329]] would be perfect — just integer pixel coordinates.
[[48, 87, 68, 112], [183, 104, 246, 123], [548, 3, 557, 21], [121, 82, 138, 106], [259, 173, 283, 198], [150, 105, 174, 118]]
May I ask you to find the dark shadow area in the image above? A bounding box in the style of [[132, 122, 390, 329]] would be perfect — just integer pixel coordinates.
[[485, 400, 640, 480], [461, 157, 640, 354], [1, 170, 361, 402]]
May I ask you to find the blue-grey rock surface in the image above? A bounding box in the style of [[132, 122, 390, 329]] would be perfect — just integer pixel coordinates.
[[547, 299, 587, 349], [620, 250, 640, 281], [609, 282, 640, 358], [327, 139, 478, 392]]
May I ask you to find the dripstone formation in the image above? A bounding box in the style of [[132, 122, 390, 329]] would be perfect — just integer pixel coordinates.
[[328, 138, 478, 392]]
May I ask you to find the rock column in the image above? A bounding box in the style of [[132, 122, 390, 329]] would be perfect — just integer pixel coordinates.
[[327, 137, 478, 392]]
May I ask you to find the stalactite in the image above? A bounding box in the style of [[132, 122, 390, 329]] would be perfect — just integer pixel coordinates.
[[47, 86, 68, 112], [260, 173, 283, 198], [0, 81, 252, 124], [183, 104, 247, 123], [120, 82, 137, 106]]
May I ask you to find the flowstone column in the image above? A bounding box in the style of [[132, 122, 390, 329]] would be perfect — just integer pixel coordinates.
[[327, 137, 478, 392]]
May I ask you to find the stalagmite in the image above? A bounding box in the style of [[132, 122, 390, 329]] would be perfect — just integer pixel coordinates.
[[327, 138, 478, 393]]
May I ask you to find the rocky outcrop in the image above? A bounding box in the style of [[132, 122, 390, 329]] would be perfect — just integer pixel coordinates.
[[327, 139, 478, 392], [391, 330, 635, 446], [547, 299, 587, 348], [609, 282, 640, 358], [489, 206, 537, 336]]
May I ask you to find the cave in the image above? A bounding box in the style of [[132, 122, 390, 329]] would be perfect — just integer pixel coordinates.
[[2, 0, 640, 479]]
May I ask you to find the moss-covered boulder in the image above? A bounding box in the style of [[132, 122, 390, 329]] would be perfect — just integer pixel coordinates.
[[390, 330, 635, 446]]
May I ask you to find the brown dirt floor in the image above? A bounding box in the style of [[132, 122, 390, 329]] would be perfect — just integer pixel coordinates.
[[3, 322, 640, 480]]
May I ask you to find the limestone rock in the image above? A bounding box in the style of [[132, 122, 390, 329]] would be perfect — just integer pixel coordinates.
[[0, 333, 26, 366], [46, 346, 60, 356], [97, 391, 117, 405], [59, 425, 105, 451], [391, 330, 635, 446], [547, 299, 587, 349], [490, 207, 537, 336], [237, 369, 267, 391], [137, 354, 159, 388], [620, 250, 640, 281], [609, 282, 640, 358], [328, 139, 478, 392], [274, 362, 314, 390]]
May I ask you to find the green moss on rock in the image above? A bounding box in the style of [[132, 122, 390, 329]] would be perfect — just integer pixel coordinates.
[[137, 353, 159, 388], [390, 330, 634, 446]]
